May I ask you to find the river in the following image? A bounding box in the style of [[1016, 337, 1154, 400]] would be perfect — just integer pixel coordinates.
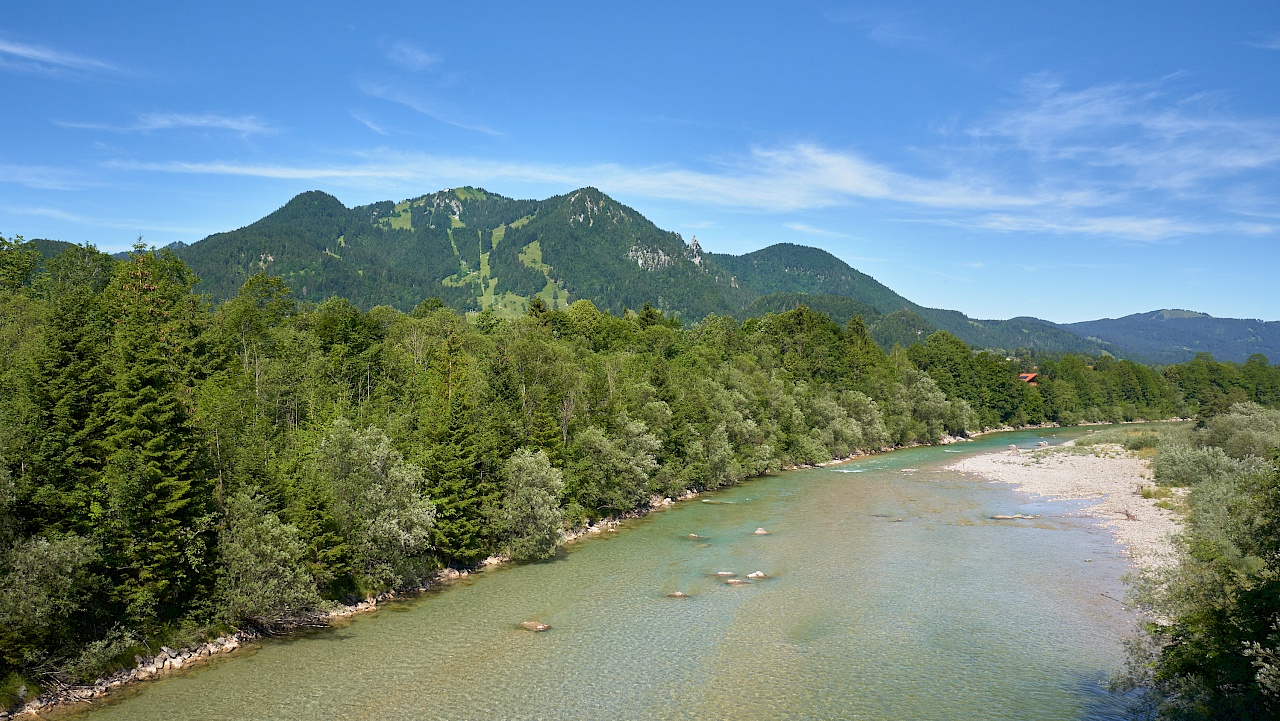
[[62, 428, 1138, 720]]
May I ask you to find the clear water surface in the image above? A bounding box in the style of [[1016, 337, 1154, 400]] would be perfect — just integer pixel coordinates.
[[64, 428, 1139, 720]]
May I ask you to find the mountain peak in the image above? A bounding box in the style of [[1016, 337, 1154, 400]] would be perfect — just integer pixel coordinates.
[[250, 190, 349, 230], [562, 187, 631, 227]]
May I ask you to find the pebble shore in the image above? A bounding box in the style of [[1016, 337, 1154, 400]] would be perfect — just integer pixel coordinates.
[[949, 443, 1181, 571]]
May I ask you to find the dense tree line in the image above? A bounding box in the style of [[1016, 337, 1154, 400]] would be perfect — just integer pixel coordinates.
[[1, 238, 1278, 707]]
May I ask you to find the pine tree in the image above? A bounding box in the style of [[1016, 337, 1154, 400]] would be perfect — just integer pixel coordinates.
[[20, 245, 114, 535], [96, 244, 214, 625], [426, 400, 496, 566]]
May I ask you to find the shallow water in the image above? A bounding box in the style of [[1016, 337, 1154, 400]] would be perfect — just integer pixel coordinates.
[[65, 429, 1138, 720]]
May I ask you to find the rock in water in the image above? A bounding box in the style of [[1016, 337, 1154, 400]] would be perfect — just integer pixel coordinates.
[[667, 591, 689, 598], [725, 578, 749, 586], [747, 571, 768, 579], [714, 571, 736, 577], [754, 528, 769, 535], [520, 621, 551, 632]]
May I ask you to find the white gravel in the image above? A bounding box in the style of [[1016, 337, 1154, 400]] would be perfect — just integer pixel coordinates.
[[949, 444, 1182, 571]]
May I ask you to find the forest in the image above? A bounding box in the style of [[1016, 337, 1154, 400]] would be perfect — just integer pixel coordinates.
[[2, 237, 1279, 707]]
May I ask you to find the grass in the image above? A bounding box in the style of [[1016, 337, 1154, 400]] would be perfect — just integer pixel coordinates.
[[518, 240, 545, 269], [1140, 485, 1173, 500], [389, 202, 412, 230], [0, 672, 39, 712], [454, 187, 487, 201]]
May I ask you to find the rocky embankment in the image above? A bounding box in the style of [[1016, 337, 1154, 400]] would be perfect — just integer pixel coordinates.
[[0, 574, 471, 719]]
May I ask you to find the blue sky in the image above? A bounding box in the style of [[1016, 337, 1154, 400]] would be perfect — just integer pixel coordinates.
[[3, 1, 1279, 322]]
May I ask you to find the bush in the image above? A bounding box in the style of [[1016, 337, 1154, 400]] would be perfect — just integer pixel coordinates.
[[1154, 440, 1254, 486]]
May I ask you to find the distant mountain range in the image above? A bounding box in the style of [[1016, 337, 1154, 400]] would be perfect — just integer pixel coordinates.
[[25, 187, 1280, 364]]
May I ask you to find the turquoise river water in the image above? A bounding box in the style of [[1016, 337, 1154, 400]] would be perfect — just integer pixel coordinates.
[[63, 428, 1139, 720]]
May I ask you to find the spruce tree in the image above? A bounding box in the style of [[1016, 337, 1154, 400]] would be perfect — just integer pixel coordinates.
[[97, 243, 213, 625]]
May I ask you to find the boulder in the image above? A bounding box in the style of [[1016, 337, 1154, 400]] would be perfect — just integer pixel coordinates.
[[753, 528, 770, 535], [666, 592, 690, 598], [520, 621, 551, 632], [747, 571, 768, 579], [714, 571, 736, 577], [725, 578, 749, 586]]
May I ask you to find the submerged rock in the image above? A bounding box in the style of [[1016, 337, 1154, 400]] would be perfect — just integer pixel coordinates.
[[667, 591, 690, 598], [725, 578, 750, 586], [714, 571, 736, 577], [520, 621, 552, 632], [747, 571, 768, 579], [754, 528, 770, 535]]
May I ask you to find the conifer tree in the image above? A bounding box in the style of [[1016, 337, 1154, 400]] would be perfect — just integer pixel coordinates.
[[97, 243, 213, 625]]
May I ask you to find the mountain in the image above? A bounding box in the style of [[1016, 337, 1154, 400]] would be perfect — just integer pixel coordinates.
[[23, 187, 1274, 362], [171, 187, 1104, 354], [1061, 311, 1280, 364]]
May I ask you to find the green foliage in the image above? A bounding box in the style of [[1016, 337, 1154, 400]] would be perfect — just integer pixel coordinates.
[[0, 534, 101, 671], [499, 448, 564, 561], [215, 490, 320, 626], [0, 235, 39, 291], [316, 419, 435, 589], [1125, 404, 1280, 717]]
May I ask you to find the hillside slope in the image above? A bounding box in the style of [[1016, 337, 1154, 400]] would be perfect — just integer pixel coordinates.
[[30, 185, 1256, 362], [1062, 311, 1280, 364]]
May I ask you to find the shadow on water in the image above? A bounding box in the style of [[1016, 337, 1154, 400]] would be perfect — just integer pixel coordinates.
[[1071, 671, 1149, 721]]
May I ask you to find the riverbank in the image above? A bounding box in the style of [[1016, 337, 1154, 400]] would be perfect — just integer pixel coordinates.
[[5, 422, 1172, 719], [948, 442, 1182, 572]]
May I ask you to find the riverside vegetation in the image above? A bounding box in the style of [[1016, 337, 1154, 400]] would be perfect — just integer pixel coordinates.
[[1098, 404, 1280, 719], [1, 236, 1279, 712]]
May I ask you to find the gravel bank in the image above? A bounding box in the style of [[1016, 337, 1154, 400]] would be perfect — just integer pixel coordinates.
[[949, 444, 1181, 571]]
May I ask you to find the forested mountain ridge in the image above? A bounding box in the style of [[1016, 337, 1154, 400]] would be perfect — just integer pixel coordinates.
[[1060, 310, 1280, 364], [162, 187, 1110, 355], [18, 186, 1276, 362]]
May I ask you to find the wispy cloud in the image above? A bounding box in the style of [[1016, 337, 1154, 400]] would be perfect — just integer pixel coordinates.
[[0, 37, 119, 75], [5, 205, 208, 235], [784, 222, 851, 238], [825, 9, 929, 49], [58, 112, 275, 135], [1244, 31, 1280, 50], [105, 72, 1280, 245], [382, 40, 439, 71], [349, 110, 388, 135], [105, 144, 1043, 211], [358, 79, 502, 136], [970, 76, 1280, 193], [0, 163, 87, 190], [98, 142, 1225, 242]]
